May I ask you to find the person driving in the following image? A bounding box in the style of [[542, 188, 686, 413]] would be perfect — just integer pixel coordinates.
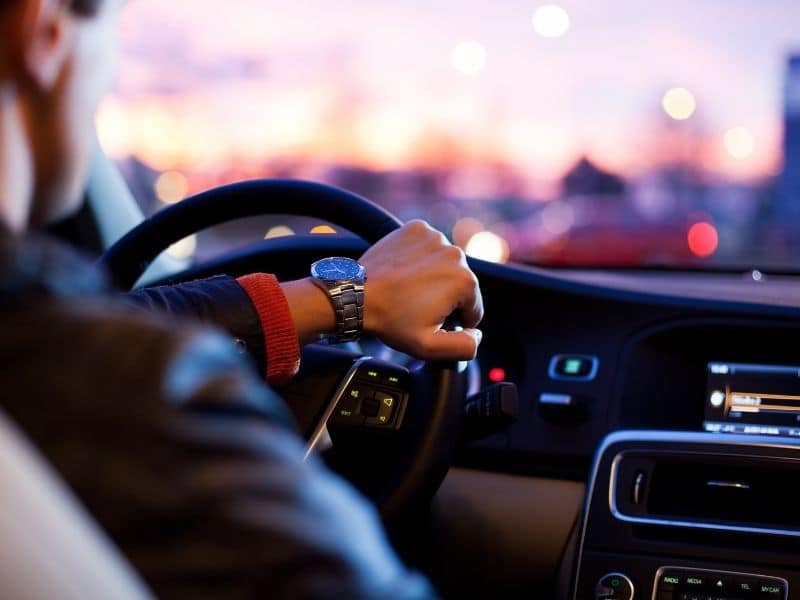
[[0, 0, 483, 597]]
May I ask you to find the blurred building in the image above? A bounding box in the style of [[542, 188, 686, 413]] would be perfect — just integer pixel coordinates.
[[779, 55, 800, 219], [562, 157, 626, 197]]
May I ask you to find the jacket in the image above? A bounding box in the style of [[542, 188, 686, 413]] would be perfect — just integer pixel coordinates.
[[0, 227, 435, 599]]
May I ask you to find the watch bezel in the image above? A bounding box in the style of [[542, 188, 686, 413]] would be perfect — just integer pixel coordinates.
[[310, 257, 366, 283]]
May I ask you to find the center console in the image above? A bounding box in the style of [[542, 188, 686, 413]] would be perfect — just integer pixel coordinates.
[[572, 431, 799, 599]]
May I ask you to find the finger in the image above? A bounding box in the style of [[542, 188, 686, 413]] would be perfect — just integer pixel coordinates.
[[458, 278, 484, 329], [416, 328, 483, 361]]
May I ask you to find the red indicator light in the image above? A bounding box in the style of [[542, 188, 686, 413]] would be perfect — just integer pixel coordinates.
[[488, 367, 506, 383], [687, 222, 718, 258]]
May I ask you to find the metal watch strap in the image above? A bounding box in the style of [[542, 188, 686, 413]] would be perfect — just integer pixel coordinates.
[[327, 281, 365, 343]]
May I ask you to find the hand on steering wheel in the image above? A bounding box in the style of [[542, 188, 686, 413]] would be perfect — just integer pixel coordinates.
[[360, 219, 483, 361], [99, 179, 476, 521]]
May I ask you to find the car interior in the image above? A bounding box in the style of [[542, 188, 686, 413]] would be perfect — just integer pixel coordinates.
[[9, 2, 800, 599]]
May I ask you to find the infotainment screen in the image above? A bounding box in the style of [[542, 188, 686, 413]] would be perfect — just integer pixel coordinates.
[[704, 362, 800, 437]]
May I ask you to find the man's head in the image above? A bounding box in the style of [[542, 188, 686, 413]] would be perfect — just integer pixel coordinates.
[[0, 0, 123, 231]]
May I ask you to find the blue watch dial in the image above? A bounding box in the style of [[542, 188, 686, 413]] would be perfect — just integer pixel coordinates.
[[311, 257, 364, 281]]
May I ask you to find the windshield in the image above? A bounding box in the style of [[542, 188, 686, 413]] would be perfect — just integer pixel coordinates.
[[99, 1, 800, 271]]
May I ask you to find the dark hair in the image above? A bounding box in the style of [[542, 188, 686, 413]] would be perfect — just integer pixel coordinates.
[[70, 0, 103, 16]]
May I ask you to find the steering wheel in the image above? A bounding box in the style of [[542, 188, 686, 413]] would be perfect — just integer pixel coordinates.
[[99, 179, 469, 520]]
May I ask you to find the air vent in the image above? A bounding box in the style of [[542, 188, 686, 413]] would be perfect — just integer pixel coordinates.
[[612, 452, 800, 535]]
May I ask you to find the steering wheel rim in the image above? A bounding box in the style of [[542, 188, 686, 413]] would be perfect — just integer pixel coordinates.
[[99, 178, 468, 520], [99, 179, 403, 289]]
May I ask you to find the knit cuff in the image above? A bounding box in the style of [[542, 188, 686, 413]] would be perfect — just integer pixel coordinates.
[[236, 273, 301, 387]]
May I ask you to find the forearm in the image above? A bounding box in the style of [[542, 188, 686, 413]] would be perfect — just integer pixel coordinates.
[[281, 277, 336, 345], [124, 274, 337, 386], [121, 275, 266, 365]]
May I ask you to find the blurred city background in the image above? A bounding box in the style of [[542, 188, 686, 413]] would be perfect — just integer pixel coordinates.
[[96, 0, 800, 270]]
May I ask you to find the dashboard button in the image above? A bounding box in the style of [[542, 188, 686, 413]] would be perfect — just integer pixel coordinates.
[[684, 573, 706, 590], [538, 392, 589, 423], [548, 355, 599, 381], [539, 393, 574, 406], [731, 577, 757, 595], [595, 572, 634, 600], [707, 574, 730, 593], [657, 570, 683, 591], [758, 580, 785, 597]]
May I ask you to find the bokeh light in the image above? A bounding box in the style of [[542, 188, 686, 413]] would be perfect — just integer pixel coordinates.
[[154, 171, 189, 204], [532, 4, 571, 38], [541, 200, 575, 235], [465, 231, 510, 263], [662, 87, 697, 121], [166, 234, 197, 260], [95, 99, 128, 159], [452, 217, 485, 248], [451, 41, 487, 75], [488, 367, 507, 383], [724, 127, 755, 159], [310, 225, 337, 234], [687, 222, 718, 257], [265, 225, 295, 239]]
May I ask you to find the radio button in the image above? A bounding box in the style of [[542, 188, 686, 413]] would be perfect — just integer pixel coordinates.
[[657, 570, 683, 591]]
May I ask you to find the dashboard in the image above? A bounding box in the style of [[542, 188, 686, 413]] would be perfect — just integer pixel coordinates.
[[458, 261, 800, 599], [463, 263, 800, 478], [166, 235, 800, 599]]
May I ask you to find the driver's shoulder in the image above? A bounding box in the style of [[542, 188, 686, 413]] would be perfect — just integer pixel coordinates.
[[0, 293, 295, 436], [0, 227, 292, 426]]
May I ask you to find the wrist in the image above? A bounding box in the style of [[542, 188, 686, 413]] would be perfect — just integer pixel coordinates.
[[361, 279, 382, 335], [309, 257, 366, 343], [236, 273, 301, 387], [282, 277, 337, 345]]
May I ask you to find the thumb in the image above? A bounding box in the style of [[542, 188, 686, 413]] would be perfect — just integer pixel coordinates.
[[416, 328, 482, 361]]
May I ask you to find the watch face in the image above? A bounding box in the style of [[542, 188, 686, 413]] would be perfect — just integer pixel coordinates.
[[311, 257, 364, 281]]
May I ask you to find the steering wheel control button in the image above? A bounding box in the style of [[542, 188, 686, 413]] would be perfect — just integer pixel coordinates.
[[358, 366, 407, 389], [331, 388, 365, 426], [594, 572, 634, 600], [362, 368, 382, 383], [548, 354, 599, 381], [365, 392, 397, 427], [360, 395, 381, 418]]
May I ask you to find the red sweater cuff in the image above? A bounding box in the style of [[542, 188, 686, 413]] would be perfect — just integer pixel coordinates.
[[236, 273, 301, 387]]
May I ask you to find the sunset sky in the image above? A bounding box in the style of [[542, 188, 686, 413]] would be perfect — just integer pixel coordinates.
[[97, 0, 800, 196]]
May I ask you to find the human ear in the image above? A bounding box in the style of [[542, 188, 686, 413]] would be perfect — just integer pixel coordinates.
[[17, 0, 76, 91]]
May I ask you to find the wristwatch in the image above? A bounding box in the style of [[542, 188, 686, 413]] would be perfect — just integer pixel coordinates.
[[310, 257, 367, 343]]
